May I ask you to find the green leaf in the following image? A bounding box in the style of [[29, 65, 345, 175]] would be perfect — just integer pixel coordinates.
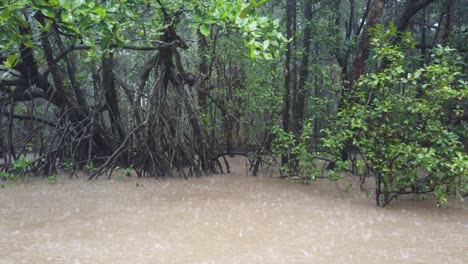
[[240, 5, 250, 18], [62, 23, 79, 34], [263, 52, 272, 60], [69, 0, 84, 10], [4, 54, 19, 68], [59, 0, 71, 10], [248, 0, 259, 7], [247, 21, 257, 31], [33, 0, 51, 7], [200, 24, 210, 37], [93, 6, 106, 18], [100, 36, 109, 50], [22, 39, 34, 48], [82, 36, 95, 46], [61, 11, 73, 23], [221, 10, 229, 19], [262, 40, 269, 51], [40, 7, 55, 18], [204, 18, 217, 25]]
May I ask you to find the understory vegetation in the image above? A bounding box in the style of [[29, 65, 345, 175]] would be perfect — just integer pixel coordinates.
[[0, 0, 466, 206]]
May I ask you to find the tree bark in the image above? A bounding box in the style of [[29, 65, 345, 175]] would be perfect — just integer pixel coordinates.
[[282, 0, 297, 166], [292, 0, 313, 136], [7, 99, 16, 162], [392, 0, 397, 22], [420, 7, 429, 65], [102, 53, 125, 143], [0, 103, 5, 159], [197, 31, 209, 110], [442, 0, 454, 44], [397, 0, 436, 32], [349, 0, 386, 88]]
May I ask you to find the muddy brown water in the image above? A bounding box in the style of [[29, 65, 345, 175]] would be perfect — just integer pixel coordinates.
[[0, 157, 467, 263]]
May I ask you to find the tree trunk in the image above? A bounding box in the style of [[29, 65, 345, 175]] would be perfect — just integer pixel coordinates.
[[102, 53, 125, 143], [392, 0, 397, 22], [282, 0, 296, 166], [197, 31, 209, 110], [292, 0, 313, 136], [349, 0, 386, 88], [7, 99, 16, 162], [442, 0, 454, 44], [0, 103, 5, 159], [420, 7, 429, 65]]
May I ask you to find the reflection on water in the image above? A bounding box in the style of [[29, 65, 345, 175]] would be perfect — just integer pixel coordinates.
[[0, 157, 467, 263]]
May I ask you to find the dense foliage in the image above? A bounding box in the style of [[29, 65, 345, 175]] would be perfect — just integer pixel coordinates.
[[322, 24, 467, 206], [1, 0, 466, 206]]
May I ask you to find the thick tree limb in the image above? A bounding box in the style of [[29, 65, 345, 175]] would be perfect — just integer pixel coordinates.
[[397, 0, 437, 32], [1, 112, 55, 127]]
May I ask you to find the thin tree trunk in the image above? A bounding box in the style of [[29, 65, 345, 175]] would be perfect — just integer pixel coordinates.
[[0, 103, 5, 160], [197, 31, 209, 110], [346, 0, 354, 39], [293, 0, 313, 136], [8, 99, 16, 162], [392, 0, 397, 22], [102, 53, 125, 143], [282, 0, 296, 166], [420, 7, 429, 65], [442, 0, 454, 44]]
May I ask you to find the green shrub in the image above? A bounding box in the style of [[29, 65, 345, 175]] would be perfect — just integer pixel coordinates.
[[323, 24, 467, 206]]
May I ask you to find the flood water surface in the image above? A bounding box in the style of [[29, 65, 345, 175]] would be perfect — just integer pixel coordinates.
[[1, 158, 467, 263]]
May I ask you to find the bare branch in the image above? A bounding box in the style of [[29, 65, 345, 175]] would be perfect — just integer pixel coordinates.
[[54, 42, 177, 64], [2, 112, 55, 127]]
